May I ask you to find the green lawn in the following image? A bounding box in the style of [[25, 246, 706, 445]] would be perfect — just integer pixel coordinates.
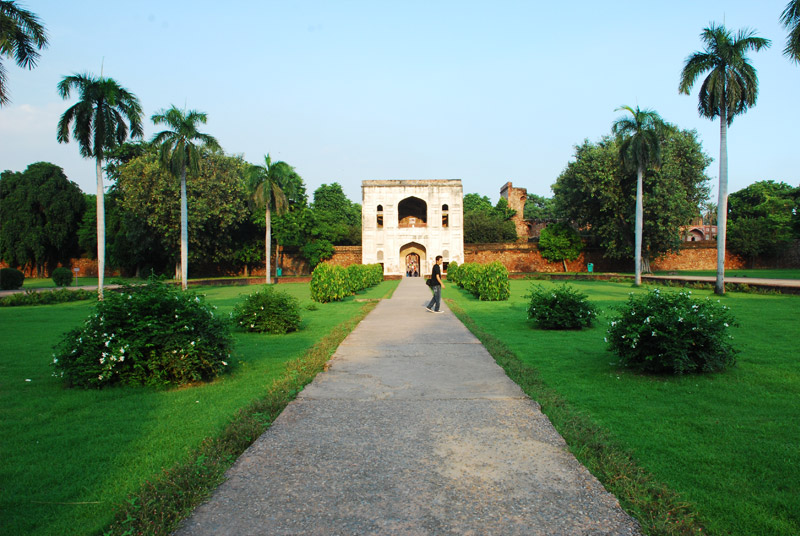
[[21, 276, 138, 289], [651, 268, 800, 280], [447, 280, 799, 536], [0, 281, 398, 536]]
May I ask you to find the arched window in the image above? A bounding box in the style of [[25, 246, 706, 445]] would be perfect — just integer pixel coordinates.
[[442, 204, 449, 228], [398, 197, 427, 227], [377, 205, 384, 228]]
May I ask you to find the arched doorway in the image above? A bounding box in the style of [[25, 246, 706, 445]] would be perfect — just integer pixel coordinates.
[[399, 242, 426, 277]]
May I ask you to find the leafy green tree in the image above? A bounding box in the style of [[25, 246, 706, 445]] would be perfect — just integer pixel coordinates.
[[782, 0, 800, 63], [553, 125, 711, 266], [116, 150, 250, 275], [57, 73, 143, 298], [246, 154, 290, 283], [310, 183, 361, 245], [0, 162, 84, 276], [727, 180, 799, 264], [0, 1, 48, 106], [463, 194, 517, 243], [523, 194, 556, 221], [612, 105, 664, 285], [151, 106, 221, 289], [538, 222, 583, 272], [679, 23, 771, 294]]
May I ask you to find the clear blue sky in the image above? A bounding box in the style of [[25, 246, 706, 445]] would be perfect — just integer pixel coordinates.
[[1, 0, 797, 205]]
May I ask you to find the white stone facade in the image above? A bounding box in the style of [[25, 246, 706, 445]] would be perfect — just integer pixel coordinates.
[[362, 180, 464, 276]]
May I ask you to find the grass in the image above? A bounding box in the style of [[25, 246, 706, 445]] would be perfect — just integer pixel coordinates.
[[0, 280, 398, 536], [651, 269, 800, 280], [447, 280, 799, 536]]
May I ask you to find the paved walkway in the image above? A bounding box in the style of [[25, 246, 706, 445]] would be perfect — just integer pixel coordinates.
[[175, 277, 640, 535]]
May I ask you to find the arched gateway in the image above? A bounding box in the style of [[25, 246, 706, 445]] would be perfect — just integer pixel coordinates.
[[362, 180, 464, 276]]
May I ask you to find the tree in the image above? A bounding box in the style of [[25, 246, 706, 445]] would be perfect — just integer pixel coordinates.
[[0, 162, 84, 276], [310, 183, 361, 245], [462, 194, 517, 243], [246, 155, 290, 284], [782, 0, 800, 63], [0, 1, 48, 106], [679, 23, 771, 294], [523, 194, 556, 221], [57, 73, 143, 298], [151, 106, 221, 290], [538, 222, 583, 272], [612, 105, 664, 285], [116, 149, 250, 275], [727, 180, 799, 264], [553, 126, 711, 266]]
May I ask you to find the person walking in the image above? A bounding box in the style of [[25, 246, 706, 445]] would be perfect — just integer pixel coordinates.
[[426, 255, 445, 313]]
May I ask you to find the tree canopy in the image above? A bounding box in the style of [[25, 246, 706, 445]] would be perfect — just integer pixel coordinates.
[[0, 162, 84, 275], [553, 124, 711, 265], [0, 1, 48, 106], [463, 194, 517, 243], [538, 222, 583, 272]]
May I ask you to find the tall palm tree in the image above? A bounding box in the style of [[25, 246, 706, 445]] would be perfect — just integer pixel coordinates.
[[612, 105, 664, 286], [0, 1, 48, 106], [679, 23, 770, 295], [57, 73, 143, 299], [247, 154, 290, 284], [150, 106, 220, 290], [782, 0, 800, 63]]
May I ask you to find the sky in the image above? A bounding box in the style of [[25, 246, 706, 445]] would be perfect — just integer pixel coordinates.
[[1, 0, 798, 205]]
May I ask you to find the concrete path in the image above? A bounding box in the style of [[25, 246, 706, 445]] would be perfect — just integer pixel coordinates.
[[174, 277, 642, 535]]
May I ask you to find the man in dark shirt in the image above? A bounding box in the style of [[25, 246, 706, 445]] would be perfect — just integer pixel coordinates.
[[426, 255, 444, 313]]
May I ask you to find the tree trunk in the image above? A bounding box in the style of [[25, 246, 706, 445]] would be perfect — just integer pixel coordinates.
[[634, 164, 644, 286], [716, 112, 728, 295], [642, 255, 651, 274], [265, 203, 272, 284], [180, 166, 188, 291], [96, 157, 105, 300], [562, 259, 567, 272]]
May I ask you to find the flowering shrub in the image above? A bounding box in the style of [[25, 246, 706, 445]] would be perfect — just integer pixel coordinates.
[[231, 286, 301, 334], [52, 281, 232, 388], [51, 267, 73, 287], [526, 283, 597, 329], [606, 288, 738, 374], [453, 262, 510, 301], [0, 267, 24, 290]]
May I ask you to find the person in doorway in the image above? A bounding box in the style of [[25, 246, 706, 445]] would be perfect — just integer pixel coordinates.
[[426, 255, 445, 313]]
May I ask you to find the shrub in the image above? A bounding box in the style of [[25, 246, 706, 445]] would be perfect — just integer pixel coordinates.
[[346, 264, 369, 293], [456, 262, 481, 295], [0, 267, 24, 290], [526, 283, 597, 329], [52, 280, 233, 388], [310, 263, 350, 303], [301, 239, 335, 269], [52, 267, 73, 287], [446, 261, 459, 284], [0, 288, 94, 307], [231, 286, 301, 334], [476, 261, 510, 301], [606, 288, 738, 374]]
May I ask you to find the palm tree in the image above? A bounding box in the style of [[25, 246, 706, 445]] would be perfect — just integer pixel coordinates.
[[678, 23, 770, 295], [246, 155, 290, 284], [57, 73, 143, 299], [0, 1, 48, 106], [612, 105, 664, 286], [782, 0, 800, 63], [150, 106, 220, 290]]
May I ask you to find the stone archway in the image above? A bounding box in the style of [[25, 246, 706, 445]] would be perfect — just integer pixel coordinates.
[[399, 242, 427, 276]]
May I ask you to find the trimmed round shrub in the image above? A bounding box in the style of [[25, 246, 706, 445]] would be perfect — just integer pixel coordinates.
[[477, 261, 510, 301], [232, 286, 301, 334], [606, 288, 738, 374], [52, 267, 73, 287], [52, 281, 232, 388], [0, 267, 24, 290], [446, 261, 459, 284], [526, 283, 596, 329], [310, 263, 350, 303]]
